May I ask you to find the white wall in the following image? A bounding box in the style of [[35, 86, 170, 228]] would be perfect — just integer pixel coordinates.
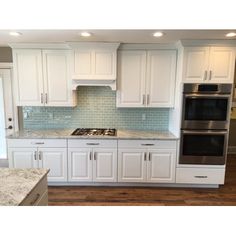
[[0, 77, 6, 159]]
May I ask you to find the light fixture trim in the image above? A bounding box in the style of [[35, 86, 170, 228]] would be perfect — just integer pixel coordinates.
[[80, 32, 92, 37], [9, 31, 22, 37], [226, 32, 236, 37], [153, 31, 164, 37]]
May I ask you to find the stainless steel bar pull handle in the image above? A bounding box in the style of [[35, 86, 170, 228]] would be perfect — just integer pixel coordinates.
[[142, 94, 146, 105], [41, 93, 44, 104], [45, 93, 48, 104], [86, 143, 100, 146], [144, 152, 147, 161], [89, 152, 92, 160], [147, 94, 150, 105], [194, 176, 208, 179], [209, 70, 212, 80], [34, 151, 37, 160], [149, 152, 151, 161], [204, 70, 207, 80], [141, 144, 154, 146], [94, 152, 97, 161], [34, 142, 45, 145], [38, 151, 42, 160]]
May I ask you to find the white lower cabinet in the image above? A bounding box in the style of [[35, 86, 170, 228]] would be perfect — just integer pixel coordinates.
[[176, 168, 225, 184], [8, 139, 68, 182], [68, 140, 118, 182], [118, 140, 177, 183]]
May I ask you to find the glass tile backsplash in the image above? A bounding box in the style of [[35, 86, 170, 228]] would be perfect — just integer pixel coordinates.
[[22, 86, 169, 130]]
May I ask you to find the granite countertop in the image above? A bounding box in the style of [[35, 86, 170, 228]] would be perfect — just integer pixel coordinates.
[[0, 168, 49, 206], [7, 129, 178, 140]]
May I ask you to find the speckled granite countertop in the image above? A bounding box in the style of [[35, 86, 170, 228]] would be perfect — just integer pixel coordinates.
[[0, 168, 49, 206], [7, 129, 178, 140]]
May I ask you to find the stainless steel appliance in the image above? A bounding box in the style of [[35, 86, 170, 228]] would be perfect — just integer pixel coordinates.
[[180, 83, 232, 165], [71, 128, 116, 136], [182, 83, 232, 130]]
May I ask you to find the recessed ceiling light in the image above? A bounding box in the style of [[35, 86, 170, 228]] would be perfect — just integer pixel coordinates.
[[81, 32, 92, 37], [153, 31, 164, 38], [9, 32, 22, 37], [226, 32, 236, 37]]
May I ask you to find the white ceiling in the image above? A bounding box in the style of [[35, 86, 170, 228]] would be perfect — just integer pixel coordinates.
[[0, 30, 236, 46]]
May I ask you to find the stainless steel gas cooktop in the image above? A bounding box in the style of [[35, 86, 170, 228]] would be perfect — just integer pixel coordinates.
[[71, 128, 116, 136]]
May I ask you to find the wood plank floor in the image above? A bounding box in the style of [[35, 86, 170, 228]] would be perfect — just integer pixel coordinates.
[[48, 154, 236, 206]]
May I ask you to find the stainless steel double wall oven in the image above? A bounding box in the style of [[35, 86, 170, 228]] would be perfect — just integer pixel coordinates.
[[180, 84, 232, 165]]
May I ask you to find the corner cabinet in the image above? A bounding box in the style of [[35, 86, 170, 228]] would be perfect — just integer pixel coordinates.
[[118, 140, 177, 183], [183, 46, 235, 83], [8, 139, 68, 182], [12, 49, 77, 106], [68, 140, 118, 182], [116, 50, 177, 108]]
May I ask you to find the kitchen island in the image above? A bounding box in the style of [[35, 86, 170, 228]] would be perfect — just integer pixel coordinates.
[[0, 168, 49, 206]]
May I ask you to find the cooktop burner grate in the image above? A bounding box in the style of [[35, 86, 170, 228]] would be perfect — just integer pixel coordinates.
[[71, 128, 116, 136]]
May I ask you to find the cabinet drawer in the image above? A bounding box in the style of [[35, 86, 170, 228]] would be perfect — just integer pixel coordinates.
[[68, 139, 117, 148], [20, 176, 48, 206], [176, 168, 225, 184], [118, 140, 176, 149], [7, 139, 67, 148]]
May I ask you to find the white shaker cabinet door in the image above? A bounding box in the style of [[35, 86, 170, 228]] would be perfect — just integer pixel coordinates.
[[183, 47, 209, 82], [39, 148, 67, 182], [146, 149, 176, 183], [117, 50, 146, 107], [93, 148, 117, 182], [68, 148, 93, 182], [146, 50, 177, 107], [8, 147, 38, 168], [118, 149, 146, 182], [13, 49, 44, 106], [42, 50, 73, 106], [208, 47, 235, 83]]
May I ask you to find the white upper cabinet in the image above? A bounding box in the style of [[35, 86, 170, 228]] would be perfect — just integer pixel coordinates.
[[183, 46, 235, 83], [13, 49, 44, 106], [70, 43, 120, 90], [116, 50, 177, 108], [116, 50, 146, 107], [146, 50, 176, 107], [42, 50, 75, 106], [12, 48, 77, 107]]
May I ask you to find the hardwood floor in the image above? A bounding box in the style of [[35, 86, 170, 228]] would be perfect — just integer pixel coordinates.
[[48, 154, 236, 206]]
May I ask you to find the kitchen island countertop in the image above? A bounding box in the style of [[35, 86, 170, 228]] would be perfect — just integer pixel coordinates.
[[0, 168, 49, 206], [7, 129, 178, 140]]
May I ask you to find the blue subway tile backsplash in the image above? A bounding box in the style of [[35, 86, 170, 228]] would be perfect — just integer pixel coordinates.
[[22, 86, 169, 130]]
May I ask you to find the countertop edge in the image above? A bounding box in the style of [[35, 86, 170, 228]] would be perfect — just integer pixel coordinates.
[[18, 169, 50, 206]]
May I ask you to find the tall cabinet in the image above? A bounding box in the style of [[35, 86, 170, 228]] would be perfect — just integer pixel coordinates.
[[12, 46, 77, 106]]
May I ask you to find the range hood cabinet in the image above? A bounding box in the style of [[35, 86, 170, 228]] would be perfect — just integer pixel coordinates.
[[69, 42, 120, 91]]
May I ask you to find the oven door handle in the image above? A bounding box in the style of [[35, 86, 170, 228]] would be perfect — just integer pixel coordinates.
[[182, 130, 228, 135], [184, 94, 230, 98]]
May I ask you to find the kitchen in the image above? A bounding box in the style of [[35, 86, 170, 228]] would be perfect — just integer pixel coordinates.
[[0, 0, 235, 235], [1, 30, 236, 206]]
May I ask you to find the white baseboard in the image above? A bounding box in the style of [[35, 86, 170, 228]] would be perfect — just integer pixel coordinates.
[[0, 159, 9, 167]]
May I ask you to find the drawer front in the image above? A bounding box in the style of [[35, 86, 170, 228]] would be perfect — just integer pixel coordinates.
[[7, 139, 67, 148], [118, 140, 176, 149], [68, 139, 117, 148], [20, 176, 48, 206], [176, 168, 225, 184]]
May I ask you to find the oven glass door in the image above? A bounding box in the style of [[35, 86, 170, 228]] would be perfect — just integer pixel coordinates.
[[184, 96, 229, 121], [182, 95, 230, 129], [180, 130, 227, 165]]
